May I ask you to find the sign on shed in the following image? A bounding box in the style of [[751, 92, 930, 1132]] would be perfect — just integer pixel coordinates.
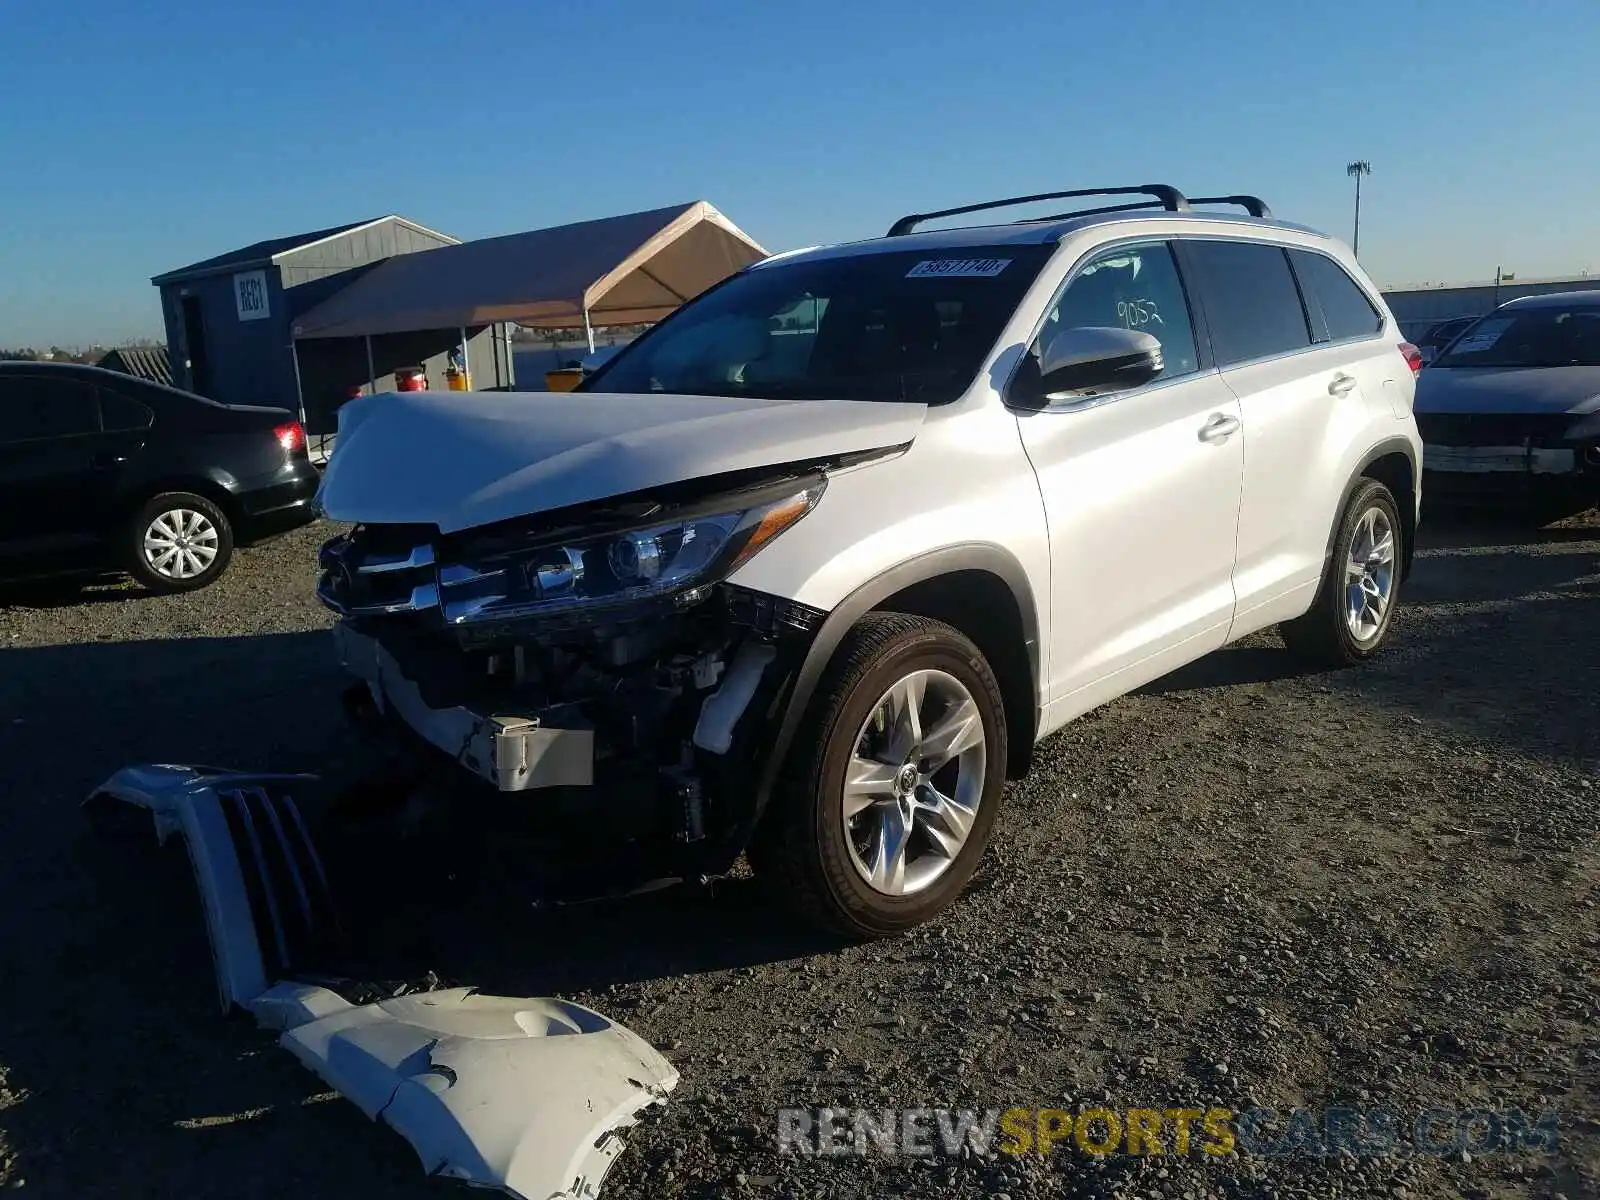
[[234, 270, 270, 321]]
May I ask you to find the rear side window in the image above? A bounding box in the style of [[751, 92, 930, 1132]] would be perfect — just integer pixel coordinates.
[[0, 376, 100, 442], [1184, 240, 1311, 366], [100, 387, 156, 432], [1291, 250, 1383, 342]]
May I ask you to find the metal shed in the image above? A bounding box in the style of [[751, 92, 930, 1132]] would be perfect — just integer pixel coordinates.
[[150, 215, 517, 444]]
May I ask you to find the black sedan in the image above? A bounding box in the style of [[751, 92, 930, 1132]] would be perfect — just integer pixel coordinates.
[[0, 362, 321, 592]]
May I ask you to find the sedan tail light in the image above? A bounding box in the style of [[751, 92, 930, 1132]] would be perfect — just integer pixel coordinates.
[[274, 420, 307, 455], [1399, 342, 1424, 374]]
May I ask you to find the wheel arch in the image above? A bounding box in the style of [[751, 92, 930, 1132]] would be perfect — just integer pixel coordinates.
[[1335, 439, 1418, 581], [753, 544, 1042, 832], [1356, 441, 1420, 582], [124, 473, 241, 527]]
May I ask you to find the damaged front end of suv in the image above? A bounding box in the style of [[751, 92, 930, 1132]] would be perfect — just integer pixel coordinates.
[[317, 459, 842, 885]]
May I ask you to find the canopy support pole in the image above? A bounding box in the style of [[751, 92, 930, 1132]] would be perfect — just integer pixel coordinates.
[[290, 338, 306, 425], [584, 309, 595, 355], [364, 335, 376, 394], [459, 327, 470, 388]]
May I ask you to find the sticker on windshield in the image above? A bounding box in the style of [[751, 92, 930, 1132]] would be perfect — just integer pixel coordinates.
[[1448, 317, 1512, 354], [906, 258, 1011, 279]]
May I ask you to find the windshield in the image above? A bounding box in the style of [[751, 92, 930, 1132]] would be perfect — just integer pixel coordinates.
[[1433, 305, 1600, 368], [582, 245, 1054, 403]]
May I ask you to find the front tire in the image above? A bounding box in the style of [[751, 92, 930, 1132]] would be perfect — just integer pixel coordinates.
[[751, 613, 1007, 938], [1281, 478, 1403, 667], [126, 492, 234, 593]]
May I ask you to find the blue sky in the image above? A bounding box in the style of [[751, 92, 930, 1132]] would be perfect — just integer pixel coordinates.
[[2, 0, 1597, 345]]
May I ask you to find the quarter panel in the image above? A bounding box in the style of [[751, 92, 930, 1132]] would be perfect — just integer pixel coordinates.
[[1226, 339, 1411, 622]]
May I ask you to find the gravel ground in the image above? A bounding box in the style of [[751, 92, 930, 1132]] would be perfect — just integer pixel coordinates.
[[1, 510, 1596, 1199]]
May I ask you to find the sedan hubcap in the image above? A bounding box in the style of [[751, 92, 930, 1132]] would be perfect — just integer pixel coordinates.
[[1344, 506, 1395, 643], [144, 508, 219, 580], [843, 668, 987, 897]]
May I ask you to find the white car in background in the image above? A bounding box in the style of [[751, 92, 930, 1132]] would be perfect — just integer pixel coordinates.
[[314, 184, 1422, 937]]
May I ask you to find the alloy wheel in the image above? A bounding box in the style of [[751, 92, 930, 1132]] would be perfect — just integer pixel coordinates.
[[842, 668, 987, 896], [1344, 506, 1395, 643]]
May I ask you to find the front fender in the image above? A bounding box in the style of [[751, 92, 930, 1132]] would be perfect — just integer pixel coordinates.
[[700, 544, 1040, 870]]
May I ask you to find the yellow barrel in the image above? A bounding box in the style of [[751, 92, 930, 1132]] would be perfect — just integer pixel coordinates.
[[445, 367, 471, 392], [545, 368, 583, 392]]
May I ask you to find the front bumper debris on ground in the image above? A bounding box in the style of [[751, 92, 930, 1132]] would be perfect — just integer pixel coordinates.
[[83, 764, 679, 1200]]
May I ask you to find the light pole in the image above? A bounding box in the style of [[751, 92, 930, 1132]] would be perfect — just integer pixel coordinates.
[[1346, 160, 1372, 258]]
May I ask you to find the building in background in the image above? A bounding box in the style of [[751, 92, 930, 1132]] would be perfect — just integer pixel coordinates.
[[150, 216, 515, 448], [1383, 272, 1597, 341], [149, 202, 764, 457]]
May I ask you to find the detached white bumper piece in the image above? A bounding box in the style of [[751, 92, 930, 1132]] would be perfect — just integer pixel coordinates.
[[275, 986, 678, 1199], [84, 764, 333, 1010], [86, 763, 680, 1200]]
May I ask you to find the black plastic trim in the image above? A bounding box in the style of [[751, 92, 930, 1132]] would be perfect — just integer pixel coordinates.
[[888, 184, 1189, 237], [1189, 195, 1274, 218], [749, 543, 1042, 827], [1345, 438, 1422, 580]]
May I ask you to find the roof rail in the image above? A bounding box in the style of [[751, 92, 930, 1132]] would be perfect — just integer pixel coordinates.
[[1188, 194, 1273, 218], [887, 185, 1189, 237]]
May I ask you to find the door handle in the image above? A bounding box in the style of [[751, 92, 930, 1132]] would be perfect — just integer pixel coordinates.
[[92, 450, 128, 469], [1198, 412, 1241, 443], [1328, 372, 1358, 397]]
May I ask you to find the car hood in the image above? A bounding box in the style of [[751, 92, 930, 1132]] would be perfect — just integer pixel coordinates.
[[1415, 365, 1600, 416], [316, 389, 927, 533]]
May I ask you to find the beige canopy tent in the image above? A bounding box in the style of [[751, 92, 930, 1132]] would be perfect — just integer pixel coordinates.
[[289, 201, 767, 351]]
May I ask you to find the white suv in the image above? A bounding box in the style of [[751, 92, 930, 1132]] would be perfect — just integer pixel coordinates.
[[315, 185, 1423, 937]]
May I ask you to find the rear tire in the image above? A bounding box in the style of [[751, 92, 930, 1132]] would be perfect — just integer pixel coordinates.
[[126, 492, 234, 593], [1281, 478, 1403, 667], [749, 613, 1007, 939]]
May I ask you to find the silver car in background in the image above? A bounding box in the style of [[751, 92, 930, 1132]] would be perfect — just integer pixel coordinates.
[[1414, 290, 1600, 518]]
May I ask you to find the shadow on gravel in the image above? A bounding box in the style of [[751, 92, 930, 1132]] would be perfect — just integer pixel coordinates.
[[1136, 644, 1313, 695], [1416, 506, 1598, 549], [1138, 514, 1598, 761], [1356, 514, 1599, 766], [0, 575, 145, 609], [0, 629, 839, 1193], [2, 515, 1596, 1193], [0, 631, 368, 1194]]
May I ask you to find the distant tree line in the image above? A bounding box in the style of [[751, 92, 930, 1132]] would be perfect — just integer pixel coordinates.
[[1, 336, 163, 364], [1, 346, 96, 363], [510, 323, 650, 345]]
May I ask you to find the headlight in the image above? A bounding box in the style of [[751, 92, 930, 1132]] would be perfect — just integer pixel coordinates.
[[438, 481, 825, 625]]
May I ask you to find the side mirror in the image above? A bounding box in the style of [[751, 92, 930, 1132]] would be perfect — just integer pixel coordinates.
[[1037, 326, 1164, 399]]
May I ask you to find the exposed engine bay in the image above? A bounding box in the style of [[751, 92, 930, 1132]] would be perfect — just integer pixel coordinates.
[[315, 460, 859, 884]]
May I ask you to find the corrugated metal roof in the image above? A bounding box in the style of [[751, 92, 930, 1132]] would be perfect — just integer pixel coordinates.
[[96, 345, 173, 386], [151, 218, 383, 284]]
